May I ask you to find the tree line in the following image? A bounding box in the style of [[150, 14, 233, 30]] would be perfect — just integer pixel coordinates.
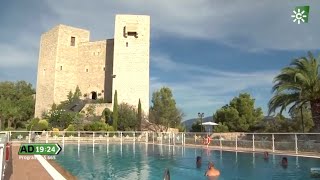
[[191, 51, 319, 133], [1, 51, 319, 133], [0, 82, 185, 132]]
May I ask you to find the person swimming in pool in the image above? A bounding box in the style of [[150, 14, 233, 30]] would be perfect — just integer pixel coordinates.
[[263, 151, 269, 160], [196, 156, 202, 168], [281, 157, 288, 167], [205, 162, 220, 178]]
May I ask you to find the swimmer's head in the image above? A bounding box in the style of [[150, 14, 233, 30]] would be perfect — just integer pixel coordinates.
[[196, 156, 201, 162], [208, 162, 214, 169], [282, 157, 288, 162]]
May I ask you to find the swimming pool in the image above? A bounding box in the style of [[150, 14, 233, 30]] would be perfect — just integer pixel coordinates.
[[55, 143, 320, 179]]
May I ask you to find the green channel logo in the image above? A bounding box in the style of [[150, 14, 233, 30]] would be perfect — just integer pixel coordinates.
[[291, 6, 310, 24], [18, 143, 62, 155]]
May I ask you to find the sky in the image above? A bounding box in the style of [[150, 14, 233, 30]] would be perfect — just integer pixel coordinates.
[[1, 0, 320, 120]]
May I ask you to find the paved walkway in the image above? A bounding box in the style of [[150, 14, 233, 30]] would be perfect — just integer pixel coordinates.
[[5, 146, 53, 180]]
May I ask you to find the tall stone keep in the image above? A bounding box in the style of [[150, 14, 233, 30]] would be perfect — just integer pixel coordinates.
[[34, 14, 150, 118], [112, 15, 150, 114]]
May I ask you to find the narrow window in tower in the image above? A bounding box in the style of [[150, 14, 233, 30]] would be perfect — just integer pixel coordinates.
[[103, 67, 105, 71], [126, 42, 128, 47], [128, 32, 137, 36], [71, 36, 76, 46], [60, 66, 62, 70], [86, 69, 88, 72]]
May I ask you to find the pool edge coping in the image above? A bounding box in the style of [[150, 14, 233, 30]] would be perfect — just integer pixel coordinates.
[[34, 154, 66, 180]]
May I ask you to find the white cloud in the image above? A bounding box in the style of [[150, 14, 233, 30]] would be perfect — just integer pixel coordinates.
[[44, 0, 320, 51], [0, 43, 38, 68], [150, 54, 278, 118]]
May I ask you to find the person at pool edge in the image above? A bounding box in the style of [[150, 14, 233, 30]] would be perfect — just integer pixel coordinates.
[[205, 162, 220, 178], [281, 157, 288, 167], [196, 156, 202, 168]]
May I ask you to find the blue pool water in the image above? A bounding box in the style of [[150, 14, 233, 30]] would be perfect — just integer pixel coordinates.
[[55, 143, 320, 180]]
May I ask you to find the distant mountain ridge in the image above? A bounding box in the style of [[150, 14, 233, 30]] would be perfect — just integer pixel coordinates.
[[182, 116, 283, 131], [182, 116, 214, 131]]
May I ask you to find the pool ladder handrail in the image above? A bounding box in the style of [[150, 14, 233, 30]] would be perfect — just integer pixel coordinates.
[[163, 168, 170, 180]]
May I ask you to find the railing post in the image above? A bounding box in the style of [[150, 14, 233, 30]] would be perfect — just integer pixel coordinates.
[[93, 132, 95, 146], [107, 132, 109, 143], [62, 133, 65, 149], [235, 134, 238, 151], [219, 133, 222, 149], [295, 134, 298, 154], [46, 131, 48, 143], [78, 132, 80, 145], [153, 132, 155, 144], [169, 133, 171, 145], [121, 132, 123, 144], [7, 131, 11, 141], [133, 132, 136, 143], [145, 132, 148, 143], [252, 134, 255, 152], [272, 134, 275, 152], [184, 133, 186, 146], [28, 131, 31, 143]]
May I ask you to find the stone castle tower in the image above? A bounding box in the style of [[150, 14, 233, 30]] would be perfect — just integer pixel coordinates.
[[34, 14, 150, 118]]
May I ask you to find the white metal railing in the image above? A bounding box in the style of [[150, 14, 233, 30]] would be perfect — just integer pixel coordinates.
[[0, 132, 8, 180], [3, 131, 320, 156]]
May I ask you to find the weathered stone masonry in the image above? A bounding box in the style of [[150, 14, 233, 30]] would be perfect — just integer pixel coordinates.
[[34, 14, 150, 117]]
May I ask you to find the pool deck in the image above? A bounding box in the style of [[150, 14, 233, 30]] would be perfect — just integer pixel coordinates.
[[4, 144, 76, 180]]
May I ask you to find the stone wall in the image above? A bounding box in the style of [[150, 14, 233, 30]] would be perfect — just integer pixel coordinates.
[[81, 103, 113, 116], [53, 25, 90, 105], [77, 40, 107, 99], [112, 15, 150, 114], [34, 26, 60, 117]]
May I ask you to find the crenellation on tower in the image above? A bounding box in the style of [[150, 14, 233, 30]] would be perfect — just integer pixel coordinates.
[[34, 15, 150, 118]]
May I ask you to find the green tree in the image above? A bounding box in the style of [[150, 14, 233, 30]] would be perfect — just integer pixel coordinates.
[[214, 93, 263, 132], [73, 86, 82, 100], [214, 122, 229, 132], [112, 90, 118, 130], [191, 119, 202, 132], [177, 124, 186, 132], [268, 52, 320, 132], [103, 108, 113, 125], [263, 114, 295, 132], [118, 103, 138, 131], [290, 104, 314, 132], [26, 118, 40, 131], [149, 87, 183, 131], [137, 99, 142, 131], [57, 86, 82, 109], [45, 110, 82, 130], [0, 81, 35, 130]]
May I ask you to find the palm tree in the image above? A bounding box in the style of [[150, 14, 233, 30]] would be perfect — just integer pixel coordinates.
[[268, 52, 320, 132]]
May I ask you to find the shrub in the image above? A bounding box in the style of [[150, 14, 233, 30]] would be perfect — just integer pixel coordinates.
[[105, 124, 114, 131], [38, 120, 49, 131], [26, 118, 40, 131], [84, 121, 113, 131], [5, 127, 15, 131], [65, 124, 76, 136], [52, 128, 60, 136]]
